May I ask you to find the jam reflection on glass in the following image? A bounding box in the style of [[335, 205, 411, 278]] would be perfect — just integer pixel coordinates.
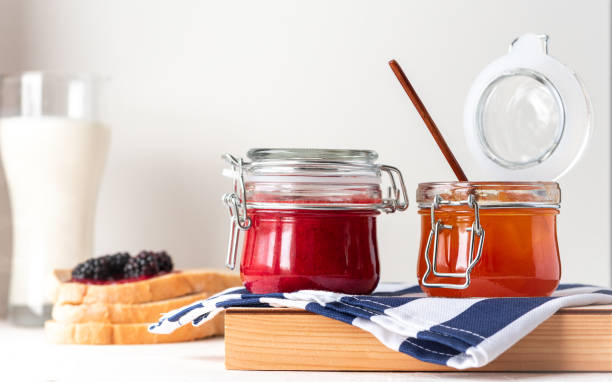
[[240, 208, 380, 294], [417, 207, 560, 297]]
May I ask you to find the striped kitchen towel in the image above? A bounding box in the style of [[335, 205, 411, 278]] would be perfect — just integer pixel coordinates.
[[148, 283, 612, 369]]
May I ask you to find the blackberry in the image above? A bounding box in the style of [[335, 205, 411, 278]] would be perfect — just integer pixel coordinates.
[[103, 252, 131, 279], [71, 257, 112, 281], [154, 251, 173, 273], [71, 262, 93, 280], [123, 251, 160, 278]]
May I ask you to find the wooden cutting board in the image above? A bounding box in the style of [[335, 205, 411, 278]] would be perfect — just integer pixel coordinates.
[[225, 305, 612, 371]]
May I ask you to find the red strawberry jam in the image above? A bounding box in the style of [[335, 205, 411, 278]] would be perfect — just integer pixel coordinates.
[[240, 209, 380, 294]]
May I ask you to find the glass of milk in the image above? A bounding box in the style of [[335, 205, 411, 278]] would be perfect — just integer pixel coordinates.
[[0, 72, 110, 325]]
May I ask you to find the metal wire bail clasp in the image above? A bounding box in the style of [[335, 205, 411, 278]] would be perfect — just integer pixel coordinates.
[[379, 165, 409, 213], [222, 153, 252, 270], [422, 194, 485, 290]]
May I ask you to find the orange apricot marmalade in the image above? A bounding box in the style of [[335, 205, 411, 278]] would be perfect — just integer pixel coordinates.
[[416, 182, 561, 297]]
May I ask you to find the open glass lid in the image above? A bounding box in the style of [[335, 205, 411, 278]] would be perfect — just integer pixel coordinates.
[[464, 34, 592, 181]]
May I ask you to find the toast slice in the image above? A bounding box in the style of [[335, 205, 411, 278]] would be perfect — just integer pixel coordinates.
[[45, 313, 224, 344], [52, 291, 211, 324], [53, 268, 242, 305]]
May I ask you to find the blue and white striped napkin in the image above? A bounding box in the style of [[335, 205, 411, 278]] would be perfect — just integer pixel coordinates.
[[149, 283, 612, 369]]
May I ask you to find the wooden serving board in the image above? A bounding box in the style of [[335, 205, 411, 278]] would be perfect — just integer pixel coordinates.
[[225, 305, 612, 371]]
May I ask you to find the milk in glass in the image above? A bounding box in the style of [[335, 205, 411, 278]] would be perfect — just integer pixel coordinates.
[[0, 73, 110, 325]]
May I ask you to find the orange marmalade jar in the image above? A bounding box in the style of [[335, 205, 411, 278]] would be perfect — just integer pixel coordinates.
[[416, 182, 561, 297]]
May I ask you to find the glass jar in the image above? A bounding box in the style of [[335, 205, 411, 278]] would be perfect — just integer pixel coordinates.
[[416, 182, 561, 297], [222, 148, 408, 294]]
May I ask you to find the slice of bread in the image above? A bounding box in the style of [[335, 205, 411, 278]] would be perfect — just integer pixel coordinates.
[[52, 291, 211, 324], [53, 268, 242, 305], [45, 313, 224, 344]]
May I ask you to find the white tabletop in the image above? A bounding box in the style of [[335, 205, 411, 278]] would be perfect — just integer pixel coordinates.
[[1, 321, 611, 382]]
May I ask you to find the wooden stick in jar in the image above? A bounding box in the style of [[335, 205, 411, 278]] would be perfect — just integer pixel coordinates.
[[388, 59, 469, 182]]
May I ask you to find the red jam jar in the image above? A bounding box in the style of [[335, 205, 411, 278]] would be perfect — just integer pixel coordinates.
[[416, 181, 561, 297], [222, 149, 409, 294]]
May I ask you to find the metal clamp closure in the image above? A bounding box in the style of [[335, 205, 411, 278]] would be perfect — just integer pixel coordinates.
[[380, 165, 409, 213], [222, 153, 251, 270], [422, 194, 485, 290]]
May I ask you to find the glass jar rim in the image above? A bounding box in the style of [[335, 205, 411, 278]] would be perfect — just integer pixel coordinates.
[[416, 181, 560, 208], [237, 148, 381, 179], [247, 148, 378, 163]]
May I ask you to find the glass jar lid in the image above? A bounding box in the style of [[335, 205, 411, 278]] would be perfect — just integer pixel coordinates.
[[222, 148, 409, 212], [417, 181, 561, 209], [240, 148, 381, 179], [247, 148, 379, 163], [464, 34, 592, 181]]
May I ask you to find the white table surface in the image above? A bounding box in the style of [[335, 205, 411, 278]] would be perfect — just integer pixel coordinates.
[[1, 321, 611, 382]]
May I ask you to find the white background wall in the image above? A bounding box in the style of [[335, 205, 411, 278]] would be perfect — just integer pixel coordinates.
[[0, 0, 610, 315]]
